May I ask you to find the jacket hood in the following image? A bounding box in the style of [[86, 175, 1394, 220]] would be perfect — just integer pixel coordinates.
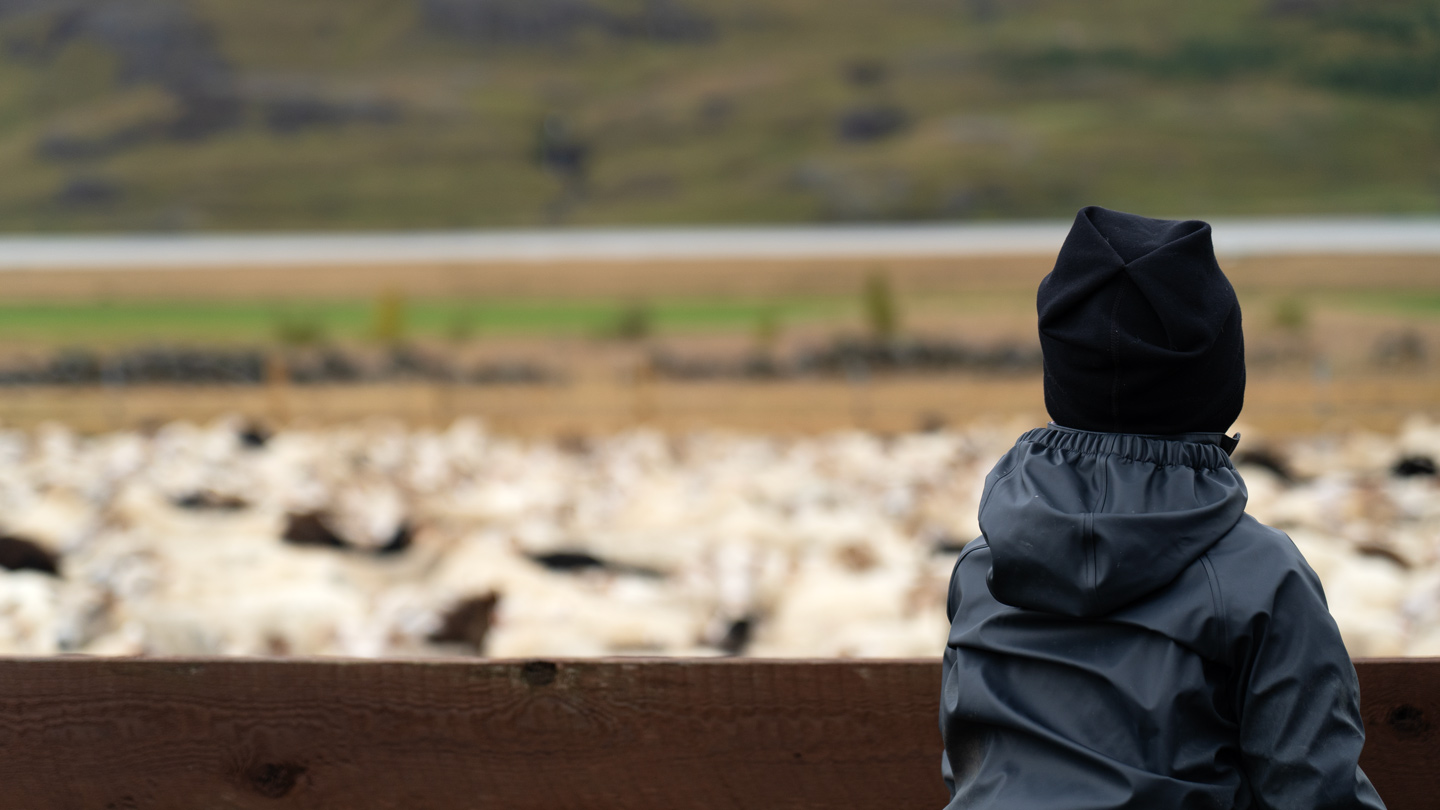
[[977, 426, 1247, 617]]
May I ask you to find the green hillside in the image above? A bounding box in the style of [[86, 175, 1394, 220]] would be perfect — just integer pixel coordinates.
[[1, 0, 1438, 231]]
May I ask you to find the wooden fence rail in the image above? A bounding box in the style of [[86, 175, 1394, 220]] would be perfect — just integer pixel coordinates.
[[0, 658, 1433, 809]]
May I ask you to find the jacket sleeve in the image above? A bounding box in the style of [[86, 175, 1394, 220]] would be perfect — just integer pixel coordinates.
[[939, 546, 973, 800], [1232, 561, 1386, 810], [940, 644, 959, 798]]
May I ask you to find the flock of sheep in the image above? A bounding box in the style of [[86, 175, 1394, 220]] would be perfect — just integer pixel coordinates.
[[0, 415, 1436, 658]]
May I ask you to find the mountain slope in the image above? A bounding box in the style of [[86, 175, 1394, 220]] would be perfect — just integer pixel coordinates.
[[0, 0, 1437, 230]]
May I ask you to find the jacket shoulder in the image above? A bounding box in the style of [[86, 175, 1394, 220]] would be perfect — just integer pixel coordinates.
[[1203, 513, 1328, 620]]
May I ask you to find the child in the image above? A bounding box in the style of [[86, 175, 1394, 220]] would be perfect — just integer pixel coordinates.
[[940, 207, 1385, 809]]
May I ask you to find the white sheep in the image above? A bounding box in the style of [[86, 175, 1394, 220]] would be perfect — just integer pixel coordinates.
[[0, 415, 1433, 660]]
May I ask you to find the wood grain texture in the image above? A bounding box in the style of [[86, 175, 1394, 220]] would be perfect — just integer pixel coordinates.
[[1356, 659, 1440, 809], [0, 658, 947, 810], [0, 658, 1431, 810]]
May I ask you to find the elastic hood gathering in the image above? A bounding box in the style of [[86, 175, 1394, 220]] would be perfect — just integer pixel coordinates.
[[977, 426, 1249, 617]]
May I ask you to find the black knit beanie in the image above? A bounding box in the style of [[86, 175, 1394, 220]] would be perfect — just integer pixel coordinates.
[[1037, 206, 1245, 435]]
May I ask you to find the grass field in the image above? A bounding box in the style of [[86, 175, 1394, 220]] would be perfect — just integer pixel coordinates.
[[0, 252, 1431, 348], [2, 0, 1439, 231], [0, 274, 1429, 437], [1340, 290, 1440, 317], [0, 286, 1434, 347], [0, 250, 1429, 432]]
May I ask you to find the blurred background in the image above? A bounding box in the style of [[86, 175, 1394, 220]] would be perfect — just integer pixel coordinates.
[[0, 0, 1436, 660], [6, 0, 1440, 229]]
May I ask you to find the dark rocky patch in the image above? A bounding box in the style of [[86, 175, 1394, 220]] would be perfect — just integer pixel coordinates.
[[739, 353, 782, 379], [801, 338, 1041, 374], [173, 491, 249, 511], [1234, 447, 1294, 482], [38, 127, 150, 161], [281, 512, 347, 549], [648, 338, 1042, 381], [55, 176, 121, 207], [78, 2, 232, 89], [428, 592, 500, 652], [422, 0, 599, 43], [609, 0, 714, 42], [104, 347, 265, 384], [717, 617, 751, 655], [0, 1, 230, 84], [528, 550, 662, 578], [930, 534, 970, 555], [282, 512, 417, 555], [13, 2, 399, 149], [0, 346, 556, 387], [1356, 542, 1411, 569], [376, 522, 413, 555], [3, 1, 242, 141], [238, 423, 271, 449], [536, 114, 590, 183], [422, 0, 714, 44], [384, 346, 450, 381], [529, 550, 608, 572], [44, 348, 103, 384], [0, 347, 266, 386], [836, 104, 908, 143], [0, 535, 60, 576], [1393, 455, 1437, 477], [286, 349, 364, 384], [1373, 330, 1426, 366]]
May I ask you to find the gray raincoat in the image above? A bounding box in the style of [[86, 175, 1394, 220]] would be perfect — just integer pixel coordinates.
[[941, 425, 1386, 809]]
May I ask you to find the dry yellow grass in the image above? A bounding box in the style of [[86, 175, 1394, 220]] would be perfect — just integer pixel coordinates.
[[2, 373, 1435, 437], [0, 253, 1436, 302]]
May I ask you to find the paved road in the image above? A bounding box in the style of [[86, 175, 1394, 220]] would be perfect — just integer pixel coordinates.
[[0, 219, 1439, 268]]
